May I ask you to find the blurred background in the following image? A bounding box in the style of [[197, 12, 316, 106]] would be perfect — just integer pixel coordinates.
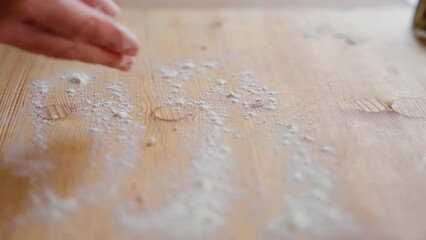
[[115, 0, 415, 8]]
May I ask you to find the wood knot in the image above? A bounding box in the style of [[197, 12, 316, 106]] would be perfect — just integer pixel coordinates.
[[351, 97, 426, 119], [150, 106, 196, 123], [353, 99, 389, 113], [390, 98, 426, 119], [38, 104, 76, 120]]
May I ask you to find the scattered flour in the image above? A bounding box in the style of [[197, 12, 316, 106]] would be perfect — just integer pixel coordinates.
[[77, 81, 145, 200], [237, 71, 279, 119], [6, 71, 144, 225], [15, 188, 78, 225], [126, 58, 358, 238], [266, 122, 358, 237], [4, 57, 359, 239], [117, 60, 239, 238], [117, 104, 234, 239]]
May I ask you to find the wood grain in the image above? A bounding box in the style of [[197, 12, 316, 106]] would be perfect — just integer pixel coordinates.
[[1, 5, 426, 240]]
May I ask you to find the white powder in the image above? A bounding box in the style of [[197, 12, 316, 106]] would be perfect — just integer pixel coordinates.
[[217, 79, 227, 85], [117, 61, 241, 238], [287, 123, 298, 133], [233, 71, 279, 119], [321, 146, 337, 154], [113, 110, 129, 119], [303, 135, 315, 142], [7, 57, 359, 238], [8, 71, 145, 226], [172, 83, 182, 89], [65, 88, 75, 97], [145, 58, 358, 238], [174, 98, 186, 105], [69, 72, 91, 85], [2, 157, 53, 178], [28, 81, 52, 151], [180, 62, 195, 70], [160, 69, 179, 79], [226, 91, 240, 99], [117, 106, 234, 239], [146, 136, 157, 146], [266, 123, 358, 237], [204, 61, 218, 69], [80, 82, 144, 197], [15, 188, 78, 225]]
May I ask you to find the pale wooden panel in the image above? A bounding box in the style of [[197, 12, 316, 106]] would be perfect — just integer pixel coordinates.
[[1, 6, 426, 240]]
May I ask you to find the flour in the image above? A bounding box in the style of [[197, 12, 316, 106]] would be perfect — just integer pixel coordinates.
[[160, 69, 179, 79], [180, 62, 195, 70], [8, 70, 144, 225], [2, 158, 53, 178], [174, 98, 186, 105], [113, 110, 129, 119], [117, 60, 238, 238], [203, 60, 218, 69], [237, 71, 279, 119], [303, 135, 315, 142], [226, 91, 240, 99], [321, 146, 337, 154], [6, 55, 359, 238], [65, 88, 75, 97], [68, 71, 91, 85], [80, 82, 144, 186], [15, 188, 78, 225], [266, 123, 358, 237], [28, 81, 52, 151], [130, 58, 358, 238], [146, 136, 157, 146], [117, 142, 232, 238], [117, 104, 234, 239], [217, 79, 227, 86]]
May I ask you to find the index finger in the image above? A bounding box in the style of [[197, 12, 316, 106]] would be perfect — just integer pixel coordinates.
[[27, 0, 139, 56], [81, 0, 121, 17]]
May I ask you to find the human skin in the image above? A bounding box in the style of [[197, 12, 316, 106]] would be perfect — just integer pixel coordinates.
[[0, 0, 139, 71]]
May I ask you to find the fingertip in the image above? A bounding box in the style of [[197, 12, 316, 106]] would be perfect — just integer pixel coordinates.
[[84, 0, 121, 17], [105, 0, 121, 17], [123, 45, 139, 56], [116, 24, 140, 55], [116, 55, 135, 71]]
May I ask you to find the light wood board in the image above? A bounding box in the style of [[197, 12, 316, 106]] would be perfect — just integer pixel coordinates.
[[1, 6, 426, 240]]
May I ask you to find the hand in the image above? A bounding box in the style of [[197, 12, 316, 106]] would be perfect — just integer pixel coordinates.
[[0, 0, 139, 71]]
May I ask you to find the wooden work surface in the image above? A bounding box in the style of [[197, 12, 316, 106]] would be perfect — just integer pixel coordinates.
[[1, 4, 426, 240]]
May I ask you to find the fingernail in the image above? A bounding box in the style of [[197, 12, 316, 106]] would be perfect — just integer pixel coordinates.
[[106, 1, 121, 16], [94, 1, 120, 17], [117, 25, 139, 55], [118, 56, 135, 71]]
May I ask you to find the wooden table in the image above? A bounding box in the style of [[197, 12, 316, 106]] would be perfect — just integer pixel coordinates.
[[1, 1, 426, 240]]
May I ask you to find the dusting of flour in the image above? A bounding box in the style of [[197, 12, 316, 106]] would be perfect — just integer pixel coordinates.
[[5, 71, 144, 225], [3, 57, 360, 238]]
